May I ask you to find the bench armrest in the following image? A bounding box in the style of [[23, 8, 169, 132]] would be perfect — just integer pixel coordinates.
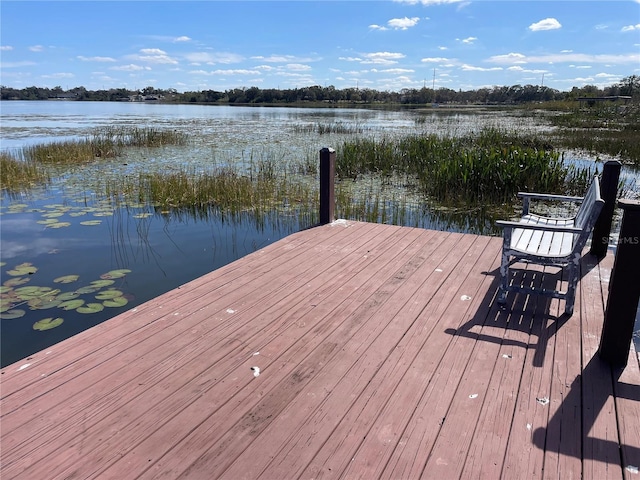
[[518, 192, 584, 215], [496, 220, 584, 234], [517, 192, 584, 202]]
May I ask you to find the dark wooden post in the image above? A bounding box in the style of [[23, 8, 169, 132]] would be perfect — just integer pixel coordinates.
[[598, 199, 640, 367], [590, 160, 621, 258], [319, 147, 335, 225]]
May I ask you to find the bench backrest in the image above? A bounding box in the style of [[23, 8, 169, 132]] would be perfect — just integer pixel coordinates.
[[573, 174, 604, 251]]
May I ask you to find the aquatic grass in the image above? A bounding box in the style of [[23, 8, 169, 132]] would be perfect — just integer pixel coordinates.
[[335, 127, 593, 205], [19, 126, 190, 166], [545, 104, 640, 164], [0, 151, 51, 191], [96, 126, 189, 147], [22, 138, 108, 164], [292, 122, 365, 135], [105, 161, 319, 220]]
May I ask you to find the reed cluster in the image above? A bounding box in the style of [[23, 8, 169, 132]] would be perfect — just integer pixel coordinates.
[[545, 104, 640, 164], [292, 122, 365, 135], [105, 162, 319, 220], [0, 151, 50, 191], [19, 126, 189, 165], [335, 127, 593, 205]]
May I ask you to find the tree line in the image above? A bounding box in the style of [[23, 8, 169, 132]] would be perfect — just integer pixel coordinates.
[[1, 75, 638, 105]]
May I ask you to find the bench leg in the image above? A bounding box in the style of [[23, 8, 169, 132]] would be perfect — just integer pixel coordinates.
[[498, 250, 510, 305], [564, 255, 580, 316]]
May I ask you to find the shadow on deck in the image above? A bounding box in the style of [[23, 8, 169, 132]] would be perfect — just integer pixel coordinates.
[[1, 221, 639, 479]]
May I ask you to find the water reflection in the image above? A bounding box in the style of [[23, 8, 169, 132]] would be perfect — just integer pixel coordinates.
[[1, 101, 638, 366]]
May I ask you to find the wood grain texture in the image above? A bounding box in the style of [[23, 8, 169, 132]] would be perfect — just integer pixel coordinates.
[[1, 221, 636, 480]]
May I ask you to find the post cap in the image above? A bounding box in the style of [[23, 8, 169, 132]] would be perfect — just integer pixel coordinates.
[[618, 198, 640, 211]]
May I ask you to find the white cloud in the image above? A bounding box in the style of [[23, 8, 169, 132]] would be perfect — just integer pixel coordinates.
[[387, 17, 421, 30], [250, 54, 316, 63], [42, 72, 74, 79], [185, 52, 244, 64], [460, 64, 502, 72], [125, 48, 178, 65], [488, 52, 640, 65], [77, 56, 116, 62], [421, 57, 451, 63], [621, 24, 640, 32], [393, 0, 464, 5], [285, 63, 312, 71], [361, 52, 406, 65], [140, 48, 167, 55], [369, 24, 388, 31], [173, 36, 191, 42], [487, 52, 528, 64], [195, 69, 262, 76], [507, 66, 547, 74], [529, 18, 562, 32], [29, 45, 44, 52], [110, 64, 150, 71], [1, 61, 37, 68], [378, 68, 415, 74], [460, 36, 477, 44], [0, 45, 13, 51]]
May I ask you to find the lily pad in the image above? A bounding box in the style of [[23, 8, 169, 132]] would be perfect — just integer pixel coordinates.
[[80, 220, 102, 226], [60, 299, 85, 310], [103, 297, 128, 308], [33, 317, 64, 331], [37, 219, 60, 225], [100, 269, 131, 279], [3, 277, 30, 287], [54, 275, 80, 284], [46, 222, 72, 229], [7, 263, 38, 276], [57, 292, 81, 301], [90, 279, 115, 288], [14, 286, 58, 300], [77, 303, 104, 314], [28, 298, 62, 310], [75, 286, 99, 294], [0, 298, 16, 309], [133, 213, 153, 219], [95, 289, 123, 300], [0, 309, 26, 320], [42, 212, 64, 218]]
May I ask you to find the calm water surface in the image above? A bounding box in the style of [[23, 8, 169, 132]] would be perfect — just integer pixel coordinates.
[[1, 101, 637, 367]]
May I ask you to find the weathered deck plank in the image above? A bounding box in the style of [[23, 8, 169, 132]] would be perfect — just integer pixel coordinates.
[[1, 220, 638, 480]]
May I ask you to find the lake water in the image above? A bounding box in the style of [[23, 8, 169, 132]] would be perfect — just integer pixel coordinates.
[[1, 101, 637, 367]]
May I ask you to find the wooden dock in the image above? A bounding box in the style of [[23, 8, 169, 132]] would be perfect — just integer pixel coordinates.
[[1, 221, 639, 479]]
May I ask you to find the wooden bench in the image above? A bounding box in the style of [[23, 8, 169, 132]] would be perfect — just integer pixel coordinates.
[[496, 174, 604, 316]]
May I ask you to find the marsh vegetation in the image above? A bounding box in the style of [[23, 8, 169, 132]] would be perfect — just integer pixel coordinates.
[[1, 100, 638, 367]]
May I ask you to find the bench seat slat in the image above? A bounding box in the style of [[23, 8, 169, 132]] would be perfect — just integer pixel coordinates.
[[497, 174, 604, 316]]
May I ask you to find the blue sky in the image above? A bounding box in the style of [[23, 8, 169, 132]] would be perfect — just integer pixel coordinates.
[[1, 1, 639, 93]]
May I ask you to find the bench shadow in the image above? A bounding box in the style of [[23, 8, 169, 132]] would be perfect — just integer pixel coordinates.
[[444, 255, 590, 368], [445, 251, 640, 469]]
